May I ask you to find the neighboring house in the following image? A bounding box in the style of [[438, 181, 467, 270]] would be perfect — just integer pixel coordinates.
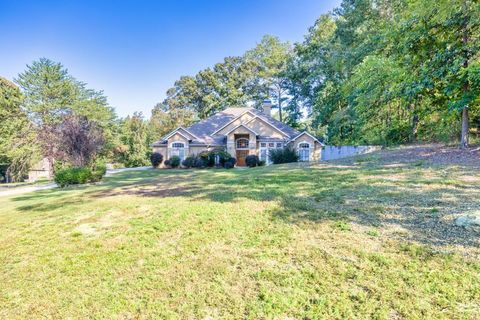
[[28, 158, 52, 182], [152, 100, 324, 166]]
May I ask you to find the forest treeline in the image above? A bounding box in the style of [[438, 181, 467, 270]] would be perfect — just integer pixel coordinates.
[[156, 0, 479, 147], [1, 0, 479, 181]]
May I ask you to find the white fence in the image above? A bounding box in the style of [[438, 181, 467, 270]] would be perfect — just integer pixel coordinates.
[[321, 145, 381, 161]]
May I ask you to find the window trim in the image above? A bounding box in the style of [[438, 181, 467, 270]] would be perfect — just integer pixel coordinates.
[[259, 141, 284, 165], [235, 138, 250, 150], [297, 141, 311, 162], [170, 141, 187, 160]]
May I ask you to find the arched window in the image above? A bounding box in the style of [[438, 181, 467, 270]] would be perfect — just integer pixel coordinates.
[[298, 142, 310, 161], [236, 138, 249, 149], [171, 141, 186, 160]]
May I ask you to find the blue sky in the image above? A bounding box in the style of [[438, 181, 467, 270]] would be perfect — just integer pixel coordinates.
[[0, 0, 340, 117]]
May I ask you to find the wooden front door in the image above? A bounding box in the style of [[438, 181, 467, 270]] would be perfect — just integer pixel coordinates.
[[236, 150, 249, 166]]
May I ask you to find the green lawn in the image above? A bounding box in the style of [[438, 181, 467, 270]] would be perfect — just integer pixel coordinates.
[[1, 152, 479, 319]]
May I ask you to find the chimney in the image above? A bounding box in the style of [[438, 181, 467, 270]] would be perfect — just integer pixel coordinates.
[[262, 99, 272, 116]]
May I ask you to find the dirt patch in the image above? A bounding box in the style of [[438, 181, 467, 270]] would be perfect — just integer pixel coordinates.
[[90, 185, 196, 199], [74, 223, 97, 236], [368, 143, 479, 167]]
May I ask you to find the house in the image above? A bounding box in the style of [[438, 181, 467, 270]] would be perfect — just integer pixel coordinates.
[[152, 100, 324, 166], [28, 158, 52, 182]]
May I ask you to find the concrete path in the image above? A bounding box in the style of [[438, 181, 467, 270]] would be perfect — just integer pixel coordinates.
[[0, 182, 58, 198], [105, 166, 152, 176], [0, 166, 153, 198]]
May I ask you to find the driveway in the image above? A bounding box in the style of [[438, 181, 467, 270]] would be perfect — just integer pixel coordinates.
[[105, 166, 152, 176], [0, 166, 153, 197], [0, 182, 58, 198]]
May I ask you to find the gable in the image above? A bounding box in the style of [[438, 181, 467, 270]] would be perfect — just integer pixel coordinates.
[[214, 111, 256, 135], [158, 127, 198, 143], [245, 117, 289, 138], [225, 124, 259, 136], [173, 127, 197, 140], [167, 132, 189, 145]]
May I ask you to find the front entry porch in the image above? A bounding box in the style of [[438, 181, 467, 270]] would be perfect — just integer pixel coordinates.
[[236, 149, 249, 166], [234, 134, 251, 167]]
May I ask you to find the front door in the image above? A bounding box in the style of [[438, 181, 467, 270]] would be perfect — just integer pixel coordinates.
[[236, 150, 249, 166]]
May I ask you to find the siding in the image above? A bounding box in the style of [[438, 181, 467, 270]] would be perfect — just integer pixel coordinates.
[[321, 145, 381, 160], [216, 112, 255, 135]]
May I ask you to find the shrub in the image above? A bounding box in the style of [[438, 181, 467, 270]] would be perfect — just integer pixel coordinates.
[[54, 167, 92, 187], [164, 159, 171, 167], [112, 163, 125, 169], [269, 147, 299, 164], [150, 152, 164, 168], [198, 151, 213, 167], [194, 157, 207, 168], [245, 155, 259, 167], [258, 160, 266, 166], [169, 156, 181, 168], [182, 156, 195, 168], [90, 160, 107, 182], [189, 150, 233, 168], [224, 157, 236, 169]]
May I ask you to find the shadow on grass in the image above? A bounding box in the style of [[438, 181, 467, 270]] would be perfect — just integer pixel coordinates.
[[12, 161, 480, 249]]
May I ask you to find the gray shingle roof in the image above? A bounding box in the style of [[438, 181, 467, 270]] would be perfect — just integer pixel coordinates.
[[153, 107, 302, 146]]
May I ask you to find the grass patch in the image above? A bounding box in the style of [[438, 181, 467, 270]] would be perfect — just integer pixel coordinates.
[[367, 229, 380, 237], [0, 155, 479, 319]]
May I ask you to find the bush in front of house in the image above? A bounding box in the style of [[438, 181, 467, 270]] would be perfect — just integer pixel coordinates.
[[245, 155, 260, 167], [181, 156, 195, 168], [54, 167, 93, 187], [207, 149, 231, 167], [269, 147, 299, 164], [169, 156, 181, 168], [164, 159, 171, 167], [224, 157, 236, 169], [220, 153, 231, 167], [150, 152, 164, 168], [194, 157, 207, 168], [198, 151, 213, 167]]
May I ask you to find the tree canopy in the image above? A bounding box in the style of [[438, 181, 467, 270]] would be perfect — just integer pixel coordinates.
[[153, 0, 480, 147]]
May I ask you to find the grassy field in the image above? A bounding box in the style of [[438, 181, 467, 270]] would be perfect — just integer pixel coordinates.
[[1, 147, 479, 319]]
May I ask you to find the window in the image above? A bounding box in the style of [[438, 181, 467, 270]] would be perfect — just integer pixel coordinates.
[[172, 142, 184, 148], [298, 142, 310, 161], [259, 148, 268, 162], [259, 141, 284, 165], [171, 142, 186, 160], [236, 138, 249, 149]]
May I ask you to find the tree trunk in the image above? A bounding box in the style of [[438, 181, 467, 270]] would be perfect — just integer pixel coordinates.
[[411, 113, 419, 142], [460, 0, 470, 149], [460, 107, 469, 148], [277, 87, 283, 123]]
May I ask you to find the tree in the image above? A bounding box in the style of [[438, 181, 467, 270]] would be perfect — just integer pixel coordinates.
[[161, 56, 262, 120], [436, 0, 480, 148], [116, 112, 150, 167], [0, 77, 39, 181], [57, 114, 105, 167], [148, 102, 195, 142], [15, 59, 76, 174], [245, 35, 293, 122], [15, 58, 117, 174]]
